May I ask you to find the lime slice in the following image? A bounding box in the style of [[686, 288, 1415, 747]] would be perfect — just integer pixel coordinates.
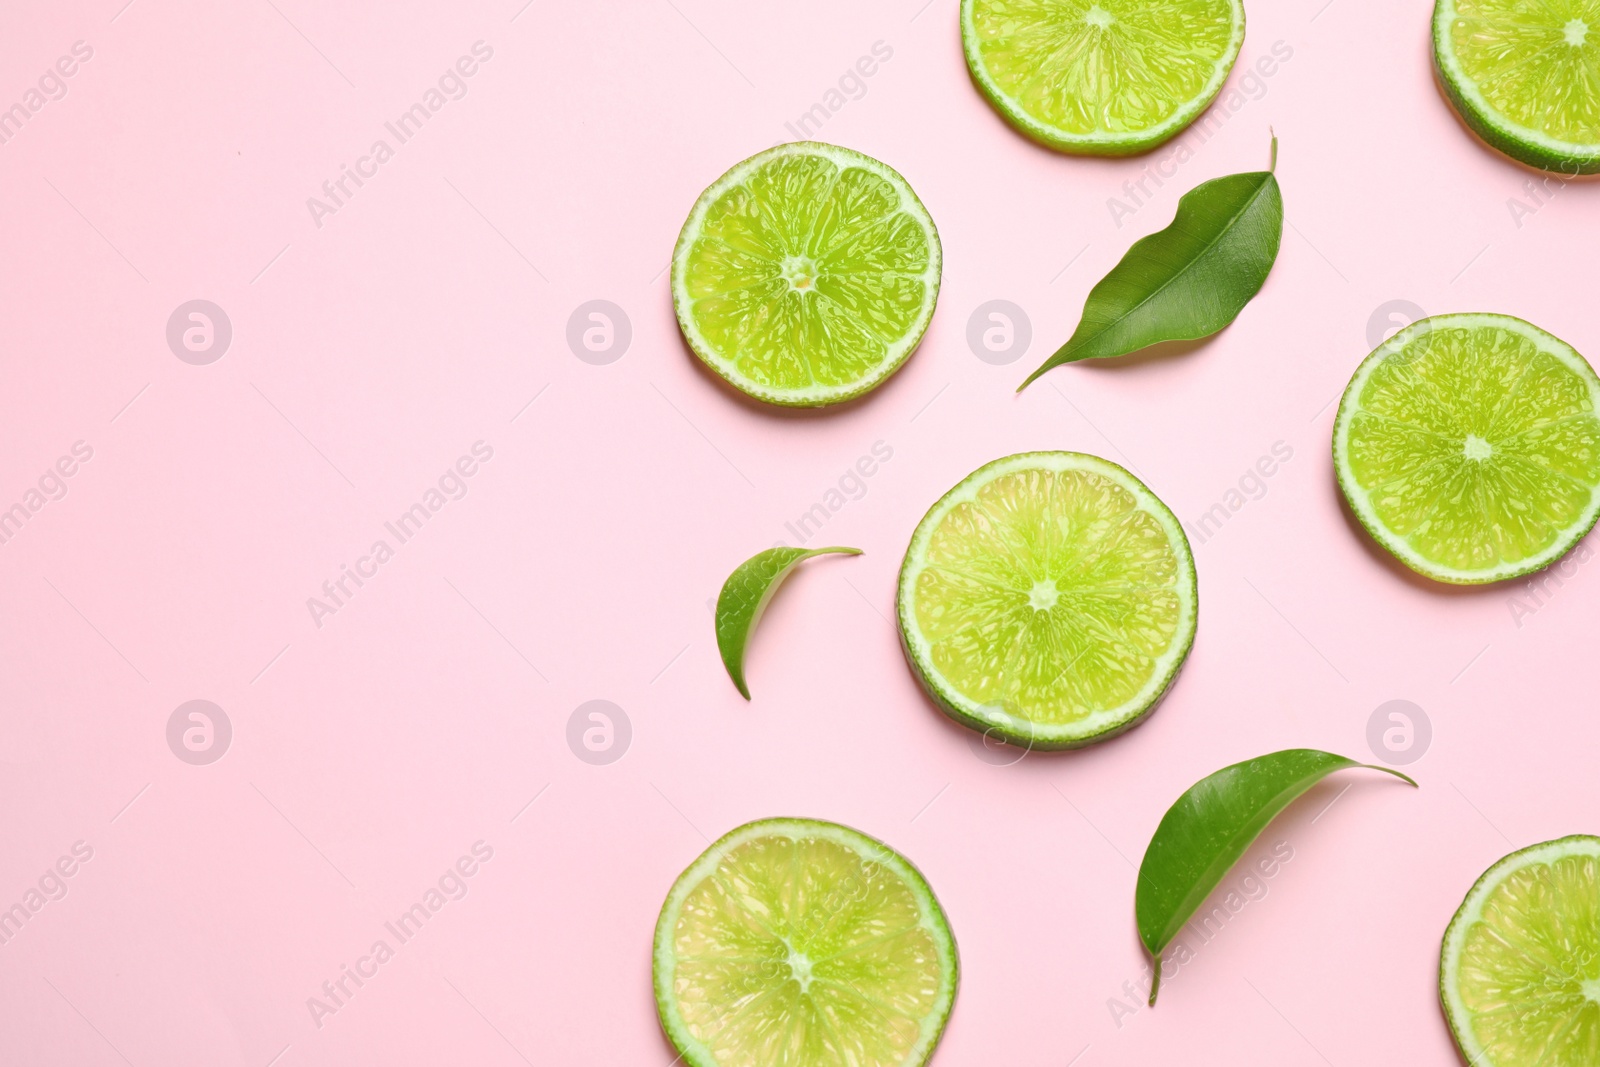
[[671, 143, 941, 407], [897, 452, 1197, 749], [1333, 313, 1600, 585], [653, 818, 958, 1067], [1440, 835, 1600, 1067], [1434, 0, 1600, 174], [961, 0, 1246, 155]]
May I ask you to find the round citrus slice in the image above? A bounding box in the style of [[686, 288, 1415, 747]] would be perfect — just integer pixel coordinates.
[[653, 818, 958, 1067], [897, 452, 1197, 750], [1434, 0, 1600, 174], [1333, 313, 1600, 585], [961, 0, 1246, 155], [1441, 835, 1600, 1067], [671, 143, 941, 407]]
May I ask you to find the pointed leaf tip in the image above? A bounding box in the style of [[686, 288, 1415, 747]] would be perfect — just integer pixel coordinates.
[[714, 546, 861, 699], [1132, 749, 1416, 1006]]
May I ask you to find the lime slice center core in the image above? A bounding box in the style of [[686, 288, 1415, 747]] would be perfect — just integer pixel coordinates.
[[1462, 434, 1494, 461], [1085, 5, 1114, 28], [1565, 18, 1589, 45], [780, 254, 819, 292], [784, 945, 817, 992], [1028, 579, 1060, 611]]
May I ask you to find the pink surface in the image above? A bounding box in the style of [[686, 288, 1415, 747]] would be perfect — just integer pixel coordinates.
[[2, 1, 1596, 1064]]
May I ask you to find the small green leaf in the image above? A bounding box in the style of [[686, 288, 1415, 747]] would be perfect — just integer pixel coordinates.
[[714, 546, 861, 699], [1135, 748, 1416, 1005], [1019, 137, 1283, 389]]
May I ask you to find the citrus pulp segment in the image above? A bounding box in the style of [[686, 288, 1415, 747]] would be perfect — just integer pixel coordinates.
[[1434, 0, 1600, 174], [1333, 314, 1600, 584], [961, 0, 1246, 155], [653, 818, 958, 1067], [897, 452, 1197, 749], [671, 143, 941, 407], [1441, 835, 1600, 1067]]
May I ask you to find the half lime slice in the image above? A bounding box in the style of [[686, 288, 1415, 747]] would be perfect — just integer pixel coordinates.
[[1333, 313, 1600, 584], [653, 818, 958, 1067], [961, 0, 1246, 155], [671, 143, 941, 407], [1434, 0, 1600, 174], [1441, 835, 1600, 1067], [897, 452, 1197, 749]]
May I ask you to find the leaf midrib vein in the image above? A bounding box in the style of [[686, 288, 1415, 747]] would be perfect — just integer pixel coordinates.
[[1060, 171, 1276, 363]]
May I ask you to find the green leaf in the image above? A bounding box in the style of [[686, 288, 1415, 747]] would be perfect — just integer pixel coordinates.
[[714, 546, 861, 699], [1135, 748, 1416, 1005], [1019, 137, 1283, 389]]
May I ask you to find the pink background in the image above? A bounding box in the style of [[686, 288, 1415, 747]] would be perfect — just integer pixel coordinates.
[[2, 0, 1596, 1064]]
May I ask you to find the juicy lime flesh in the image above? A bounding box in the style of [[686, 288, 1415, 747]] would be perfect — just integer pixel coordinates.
[[913, 466, 1183, 727], [680, 150, 935, 397], [1454, 850, 1600, 1064], [666, 831, 946, 1066], [1446, 0, 1600, 147], [1343, 324, 1600, 575], [968, 0, 1239, 138]]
